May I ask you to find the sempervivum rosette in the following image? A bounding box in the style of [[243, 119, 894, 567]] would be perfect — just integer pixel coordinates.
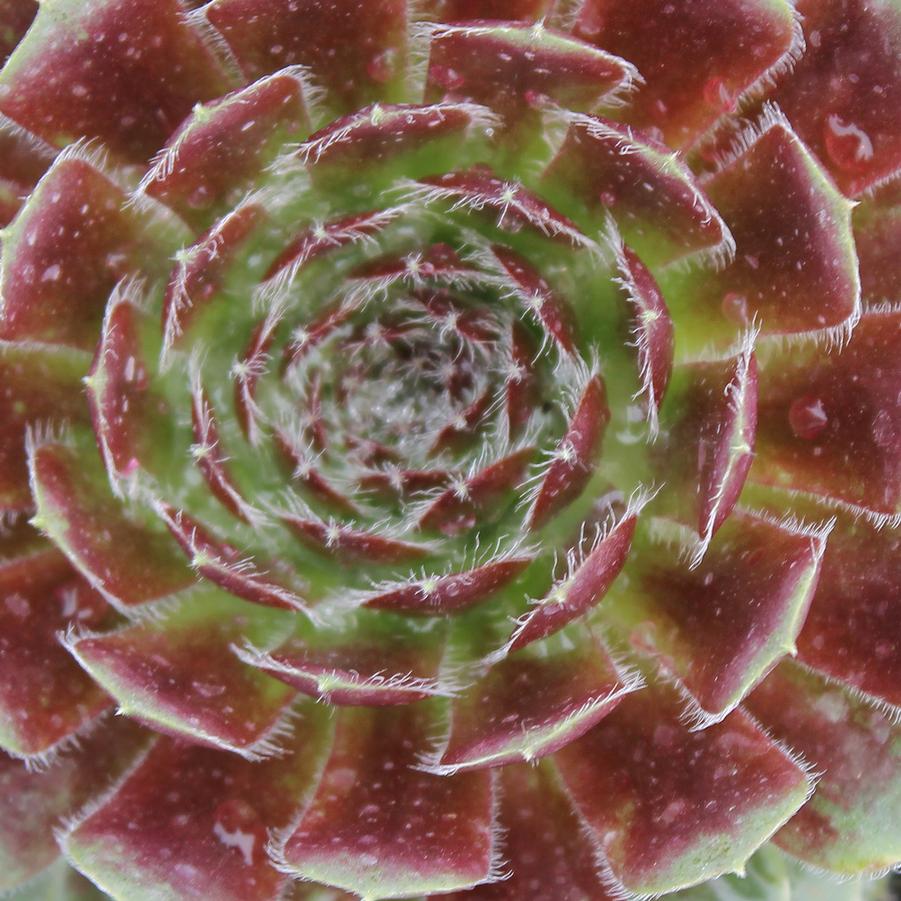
[[0, 1, 899, 899]]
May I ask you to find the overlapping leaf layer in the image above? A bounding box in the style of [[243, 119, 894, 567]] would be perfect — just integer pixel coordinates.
[[0, 0, 898, 899]]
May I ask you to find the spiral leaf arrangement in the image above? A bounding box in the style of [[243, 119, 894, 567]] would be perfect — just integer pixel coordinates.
[[0, 1, 898, 899]]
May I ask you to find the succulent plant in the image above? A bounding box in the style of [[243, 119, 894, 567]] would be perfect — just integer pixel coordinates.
[[0, 0, 898, 899]]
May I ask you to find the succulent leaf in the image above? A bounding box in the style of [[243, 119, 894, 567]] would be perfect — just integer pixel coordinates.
[[0, 0, 897, 898]]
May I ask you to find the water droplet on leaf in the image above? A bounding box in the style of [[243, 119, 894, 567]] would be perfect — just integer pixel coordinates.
[[702, 77, 736, 112], [789, 395, 828, 441], [721, 291, 749, 325], [823, 114, 874, 172]]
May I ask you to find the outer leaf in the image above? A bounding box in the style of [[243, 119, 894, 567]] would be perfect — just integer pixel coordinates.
[[275, 703, 499, 900], [795, 513, 901, 712], [65, 590, 297, 760], [358, 554, 532, 616], [141, 68, 311, 228], [28, 439, 196, 612], [690, 113, 860, 341], [554, 680, 811, 897], [161, 200, 264, 357], [574, 0, 801, 149], [62, 706, 333, 901], [0, 717, 145, 894], [771, 0, 901, 197], [654, 343, 757, 554], [0, 0, 233, 161], [854, 199, 901, 303], [425, 21, 636, 122], [751, 307, 901, 520], [0, 341, 88, 515], [159, 505, 313, 615], [411, 173, 592, 253], [0, 152, 176, 350], [265, 209, 401, 287], [0, 521, 112, 759], [613, 240, 674, 428], [238, 613, 453, 706], [203, 0, 409, 111], [527, 371, 609, 530], [495, 502, 638, 656], [541, 113, 732, 266], [610, 510, 828, 725], [296, 103, 498, 194], [85, 287, 171, 487], [747, 660, 901, 876], [437, 761, 615, 900]]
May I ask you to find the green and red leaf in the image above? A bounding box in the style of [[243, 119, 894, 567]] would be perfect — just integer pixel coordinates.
[[0, 521, 112, 759], [747, 660, 901, 876], [425, 625, 641, 772], [0, 152, 175, 350], [751, 307, 901, 519], [0, 341, 88, 515], [204, 0, 409, 111], [141, 69, 311, 228], [64, 590, 297, 759], [62, 706, 332, 901], [555, 680, 812, 896], [238, 613, 452, 706], [0, 0, 234, 162], [771, 0, 901, 197], [276, 703, 500, 900], [0, 717, 145, 894], [612, 510, 828, 724], [654, 343, 757, 553], [28, 439, 196, 611], [574, 0, 801, 149]]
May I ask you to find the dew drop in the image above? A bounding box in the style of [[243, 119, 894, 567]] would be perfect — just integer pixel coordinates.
[[4, 593, 31, 619], [870, 409, 896, 449], [652, 724, 678, 749], [186, 184, 212, 210], [720, 291, 749, 325], [702, 76, 736, 112], [598, 190, 617, 207], [524, 89, 550, 109], [629, 621, 657, 656], [429, 64, 465, 91], [823, 114, 874, 172], [193, 680, 226, 698], [659, 799, 687, 824], [575, 9, 604, 40], [788, 395, 828, 441], [367, 49, 396, 84], [213, 799, 265, 867]]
